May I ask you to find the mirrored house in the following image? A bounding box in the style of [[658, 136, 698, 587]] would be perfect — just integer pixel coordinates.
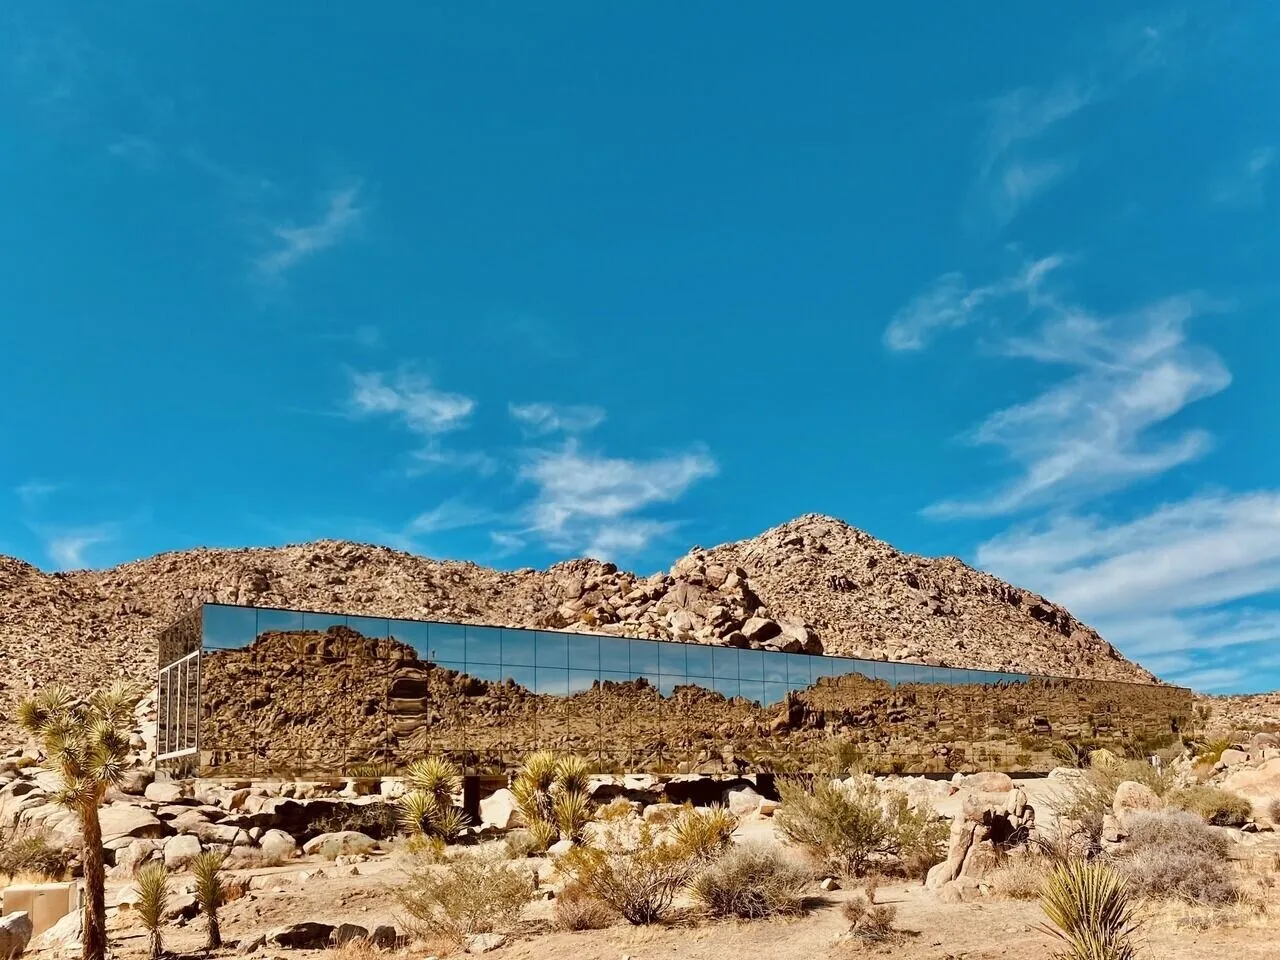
[[157, 603, 1192, 779]]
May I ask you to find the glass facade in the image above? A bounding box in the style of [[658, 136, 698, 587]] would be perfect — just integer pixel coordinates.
[[157, 603, 1193, 779]]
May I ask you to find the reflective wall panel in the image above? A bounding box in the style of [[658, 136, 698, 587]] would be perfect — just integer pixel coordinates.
[[159, 603, 1194, 778]]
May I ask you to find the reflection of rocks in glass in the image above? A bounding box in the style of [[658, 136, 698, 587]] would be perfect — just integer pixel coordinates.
[[190, 624, 1192, 779]]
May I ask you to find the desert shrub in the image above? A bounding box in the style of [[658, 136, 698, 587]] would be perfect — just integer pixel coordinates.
[[1051, 740, 1100, 769], [777, 777, 893, 877], [397, 849, 535, 943], [511, 751, 595, 845], [843, 895, 899, 943], [822, 738, 865, 776], [1114, 810, 1238, 905], [887, 792, 949, 879], [1059, 759, 1174, 847], [314, 802, 399, 839], [667, 805, 737, 862], [689, 842, 810, 919], [551, 882, 617, 931], [190, 851, 227, 950], [0, 823, 68, 880], [524, 819, 558, 854], [557, 823, 696, 925], [403, 833, 449, 863], [1188, 737, 1235, 768], [397, 789, 471, 841], [595, 797, 638, 822], [989, 855, 1051, 901], [777, 776, 941, 878], [1039, 861, 1140, 960], [1166, 787, 1252, 827], [348, 760, 397, 779], [134, 861, 170, 960]]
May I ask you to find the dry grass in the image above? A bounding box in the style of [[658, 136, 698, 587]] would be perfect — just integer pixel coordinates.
[[557, 823, 697, 925], [551, 883, 618, 931], [688, 842, 812, 920], [843, 894, 900, 943], [988, 855, 1051, 901], [1113, 810, 1238, 906], [0, 822, 68, 882], [1166, 786, 1253, 827], [397, 849, 535, 943]]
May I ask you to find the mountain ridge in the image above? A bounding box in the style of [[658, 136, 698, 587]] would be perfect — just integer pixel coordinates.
[[0, 513, 1162, 746]]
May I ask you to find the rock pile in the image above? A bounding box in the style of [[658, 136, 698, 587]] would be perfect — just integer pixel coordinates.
[[1, 514, 1159, 746]]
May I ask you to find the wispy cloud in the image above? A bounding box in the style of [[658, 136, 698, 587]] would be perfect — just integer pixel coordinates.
[[1211, 146, 1276, 208], [509, 402, 606, 436], [883, 255, 1063, 352], [106, 133, 159, 170], [976, 493, 1280, 691], [893, 257, 1230, 516], [15, 480, 61, 508], [255, 182, 365, 280], [406, 498, 501, 536], [43, 523, 116, 570], [349, 370, 475, 436], [515, 440, 717, 559]]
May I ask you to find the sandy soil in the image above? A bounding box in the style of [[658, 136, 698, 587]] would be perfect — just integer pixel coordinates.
[[88, 836, 1280, 960]]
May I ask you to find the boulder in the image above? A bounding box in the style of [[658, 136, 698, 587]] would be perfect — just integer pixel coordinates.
[[369, 925, 399, 949], [938, 875, 985, 904], [163, 834, 203, 869], [29, 909, 80, 955], [0, 911, 33, 960], [116, 839, 163, 875], [100, 805, 167, 843], [465, 933, 507, 954], [332, 924, 370, 946], [301, 831, 376, 859], [259, 829, 299, 862], [116, 769, 154, 797], [1217, 749, 1249, 769], [266, 923, 335, 949], [144, 782, 189, 804], [164, 894, 199, 922], [1112, 781, 1162, 823], [1220, 758, 1280, 825], [479, 789, 524, 831], [957, 772, 1015, 794], [725, 787, 762, 817], [927, 787, 1034, 891]]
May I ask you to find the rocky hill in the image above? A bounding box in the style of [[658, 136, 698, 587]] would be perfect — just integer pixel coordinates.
[[0, 514, 1157, 745]]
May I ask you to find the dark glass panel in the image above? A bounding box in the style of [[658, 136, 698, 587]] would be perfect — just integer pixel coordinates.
[[685, 645, 714, 679], [600, 637, 630, 673], [535, 668, 570, 697], [502, 664, 536, 692], [629, 640, 662, 677], [658, 675, 682, 698], [713, 677, 740, 700], [658, 641, 687, 678], [738, 648, 764, 681], [389, 619, 431, 660], [501, 629, 536, 667], [202, 604, 259, 651], [466, 626, 502, 664], [568, 634, 600, 671], [786, 654, 812, 688], [535, 631, 568, 667], [712, 646, 739, 680], [740, 680, 764, 706], [763, 681, 789, 707], [761, 652, 787, 683]]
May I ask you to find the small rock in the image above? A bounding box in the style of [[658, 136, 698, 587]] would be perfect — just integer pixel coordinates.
[[259, 828, 299, 862], [0, 911, 34, 960], [266, 922, 336, 949], [819, 877, 840, 891], [301, 831, 376, 859], [465, 933, 506, 954]]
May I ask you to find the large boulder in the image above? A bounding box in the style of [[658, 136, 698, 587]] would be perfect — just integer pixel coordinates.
[[163, 834, 203, 870], [1112, 781, 1162, 823], [144, 782, 190, 804], [29, 910, 80, 956], [725, 786, 762, 817], [1217, 749, 1249, 770], [266, 923, 335, 949], [955, 772, 1015, 794], [1221, 758, 1280, 825], [259, 829, 299, 862], [115, 769, 154, 797], [0, 911, 33, 960], [479, 789, 524, 831], [301, 831, 376, 859], [99, 805, 167, 844]]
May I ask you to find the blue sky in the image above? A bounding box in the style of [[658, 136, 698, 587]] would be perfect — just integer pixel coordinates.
[[2, 4, 1278, 694]]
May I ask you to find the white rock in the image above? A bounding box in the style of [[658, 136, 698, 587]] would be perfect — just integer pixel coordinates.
[[301, 831, 376, 859], [163, 834, 203, 869], [259, 829, 299, 861], [479, 789, 524, 831]]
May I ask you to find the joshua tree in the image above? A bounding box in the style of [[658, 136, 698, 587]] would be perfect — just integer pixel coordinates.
[[134, 862, 170, 960], [18, 682, 140, 960], [190, 851, 228, 949]]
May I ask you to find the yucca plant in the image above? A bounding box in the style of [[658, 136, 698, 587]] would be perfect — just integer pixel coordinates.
[[511, 751, 560, 826], [189, 851, 227, 949], [526, 818, 559, 854], [405, 757, 462, 810], [1039, 861, 1141, 960], [668, 805, 738, 862], [554, 789, 593, 845], [18, 682, 140, 960], [134, 862, 170, 960], [554, 755, 592, 796]]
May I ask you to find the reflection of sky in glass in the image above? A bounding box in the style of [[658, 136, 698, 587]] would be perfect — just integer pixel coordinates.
[[466, 626, 502, 664], [658, 642, 686, 678], [502, 664, 535, 690], [536, 631, 568, 667], [739, 648, 764, 681], [502, 630, 535, 667], [569, 670, 598, 694], [713, 646, 739, 679], [568, 634, 599, 671], [630, 640, 661, 676], [203, 604, 258, 649], [685, 645, 714, 679], [303, 611, 347, 633], [346, 615, 387, 639], [255, 607, 303, 636], [536, 669, 569, 696], [600, 638, 630, 673]]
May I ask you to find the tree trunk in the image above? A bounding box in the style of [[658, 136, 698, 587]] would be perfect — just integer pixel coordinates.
[[80, 801, 108, 960]]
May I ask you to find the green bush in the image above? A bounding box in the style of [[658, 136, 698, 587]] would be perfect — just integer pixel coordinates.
[[1039, 861, 1140, 960], [689, 842, 811, 919], [1115, 810, 1238, 905], [1166, 787, 1252, 827], [776, 776, 944, 879], [557, 823, 696, 925], [397, 850, 535, 943]]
